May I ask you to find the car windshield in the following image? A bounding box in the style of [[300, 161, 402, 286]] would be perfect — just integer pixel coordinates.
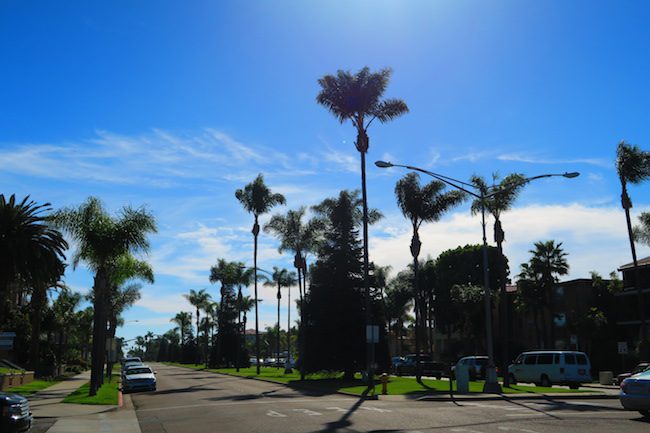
[[633, 364, 649, 373], [126, 367, 152, 375]]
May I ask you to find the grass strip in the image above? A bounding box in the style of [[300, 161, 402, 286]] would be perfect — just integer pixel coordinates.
[[62, 379, 120, 405], [166, 363, 593, 396], [5, 379, 61, 397]]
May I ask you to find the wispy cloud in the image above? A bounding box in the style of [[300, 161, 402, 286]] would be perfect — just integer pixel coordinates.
[[497, 153, 610, 168]]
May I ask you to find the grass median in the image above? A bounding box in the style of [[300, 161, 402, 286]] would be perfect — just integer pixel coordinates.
[[165, 363, 591, 396], [62, 379, 120, 405]]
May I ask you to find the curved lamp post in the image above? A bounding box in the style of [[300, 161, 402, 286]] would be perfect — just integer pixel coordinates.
[[375, 160, 578, 393]]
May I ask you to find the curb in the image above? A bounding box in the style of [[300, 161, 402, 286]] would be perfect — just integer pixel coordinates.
[[118, 390, 123, 408], [167, 365, 616, 402], [417, 393, 618, 402]]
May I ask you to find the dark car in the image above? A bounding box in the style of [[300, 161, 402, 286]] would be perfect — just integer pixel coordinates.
[[616, 362, 650, 385], [394, 354, 446, 379], [0, 392, 32, 432]]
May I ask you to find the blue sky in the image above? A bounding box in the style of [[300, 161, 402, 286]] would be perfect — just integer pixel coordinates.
[[1, 0, 649, 346]]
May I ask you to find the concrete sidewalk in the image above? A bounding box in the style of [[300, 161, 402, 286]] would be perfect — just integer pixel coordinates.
[[27, 371, 141, 433]]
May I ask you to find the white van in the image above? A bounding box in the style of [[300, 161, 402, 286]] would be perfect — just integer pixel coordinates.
[[508, 351, 591, 389]]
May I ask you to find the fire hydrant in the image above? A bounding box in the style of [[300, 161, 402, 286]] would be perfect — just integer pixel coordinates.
[[381, 373, 389, 395]]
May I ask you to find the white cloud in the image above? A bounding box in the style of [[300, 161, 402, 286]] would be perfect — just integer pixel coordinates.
[[370, 203, 650, 282], [497, 153, 611, 168]]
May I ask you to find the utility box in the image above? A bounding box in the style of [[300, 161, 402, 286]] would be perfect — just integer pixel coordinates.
[[456, 364, 469, 394], [599, 371, 613, 385]]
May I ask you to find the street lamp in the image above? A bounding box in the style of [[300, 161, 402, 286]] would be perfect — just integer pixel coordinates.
[[375, 160, 579, 393]]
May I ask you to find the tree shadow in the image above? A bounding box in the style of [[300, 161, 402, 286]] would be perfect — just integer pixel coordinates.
[[310, 395, 368, 433]]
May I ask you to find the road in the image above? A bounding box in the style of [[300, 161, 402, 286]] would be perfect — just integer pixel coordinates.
[[130, 363, 650, 433]]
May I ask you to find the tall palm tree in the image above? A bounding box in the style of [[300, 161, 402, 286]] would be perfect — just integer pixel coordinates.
[[51, 196, 156, 395], [184, 288, 212, 364], [235, 174, 286, 374], [317, 67, 408, 384], [264, 207, 322, 379], [170, 311, 193, 361], [263, 267, 297, 369], [528, 240, 569, 348], [616, 141, 650, 351], [470, 173, 525, 386], [0, 194, 68, 359], [394, 172, 464, 381], [232, 264, 254, 370]]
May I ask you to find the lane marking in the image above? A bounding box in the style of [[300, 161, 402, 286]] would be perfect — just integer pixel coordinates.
[[498, 427, 540, 433], [266, 410, 287, 417], [360, 406, 392, 413], [137, 397, 352, 412], [326, 407, 348, 413], [450, 428, 485, 433], [292, 408, 322, 416]]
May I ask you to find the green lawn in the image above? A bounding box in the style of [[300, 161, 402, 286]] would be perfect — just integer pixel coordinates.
[[62, 380, 120, 405], [166, 364, 591, 396], [5, 379, 61, 396], [0, 367, 22, 374]]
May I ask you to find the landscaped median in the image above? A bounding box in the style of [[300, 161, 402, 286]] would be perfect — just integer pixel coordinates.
[[62, 379, 120, 405], [164, 363, 596, 397]]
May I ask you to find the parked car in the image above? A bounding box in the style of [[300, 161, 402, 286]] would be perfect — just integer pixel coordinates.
[[508, 351, 591, 389], [122, 365, 157, 393], [619, 368, 650, 418], [120, 356, 142, 367], [616, 362, 650, 385], [394, 354, 446, 379], [453, 356, 491, 380], [0, 391, 32, 432]]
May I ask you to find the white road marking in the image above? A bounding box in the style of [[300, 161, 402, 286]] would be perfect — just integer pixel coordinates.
[[450, 428, 485, 433], [292, 408, 322, 416], [266, 410, 287, 417], [461, 402, 529, 411], [137, 397, 352, 412], [498, 427, 541, 433], [326, 407, 348, 413], [360, 406, 392, 413]]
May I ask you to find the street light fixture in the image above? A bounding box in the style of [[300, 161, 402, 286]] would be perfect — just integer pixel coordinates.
[[375, 160, 579, 393]]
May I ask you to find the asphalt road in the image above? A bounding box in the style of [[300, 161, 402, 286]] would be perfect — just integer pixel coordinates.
[[130, 363, 650, 433]]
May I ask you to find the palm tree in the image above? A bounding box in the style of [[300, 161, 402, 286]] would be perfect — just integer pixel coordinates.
[[263, 267, 297, 369], [235, 174, 286, 374], [0, 194, 68, 368], [616, 141, 650, 351], [528, 240, 569, 348], [170, 311, 193, 361], [470, 173, 525, 386], [394, 172, 464, 381], [317, 67, 408, 384], [51, 197, 156, 395], [264, 207, 322, 379], [184, 288, 212, 364]]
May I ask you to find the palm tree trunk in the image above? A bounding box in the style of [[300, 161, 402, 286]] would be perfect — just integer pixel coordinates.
[[277, 281, 281, 369], [286, 282, 292, 374], [360, 149, 374, 389], [623, 195, 648, 353], [296, 265, 305, 380], [410, 230, 422, 383], [495, 219, 511, 386], [253, 216, 261, 375], [28, 285, 46, 372], [89, 270, 107, 396]]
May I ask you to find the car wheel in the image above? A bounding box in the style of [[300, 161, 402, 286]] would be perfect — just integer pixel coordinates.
[[569, 383, 579, 390], [540, 375, 552, 388], [509, 373, 517, 385], [639, 410, 650, 418]]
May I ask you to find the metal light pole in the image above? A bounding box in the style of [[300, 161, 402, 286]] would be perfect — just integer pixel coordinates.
[[375, 160, 578, 393]]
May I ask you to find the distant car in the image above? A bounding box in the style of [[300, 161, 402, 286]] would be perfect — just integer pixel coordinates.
[[122, 365, 157, 393], [619, 368, 650, 418], [120, 356, 142, 367], [122, 360, 144, 375], [616, 362, 650, 385], [394, 354, 446, 379], [0, 392, 32, 433], [453, 356, 490, 381]]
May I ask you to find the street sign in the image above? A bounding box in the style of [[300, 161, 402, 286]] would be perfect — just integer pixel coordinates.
[[618, 341, 628, 355], [366, 325, 379, 343]]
